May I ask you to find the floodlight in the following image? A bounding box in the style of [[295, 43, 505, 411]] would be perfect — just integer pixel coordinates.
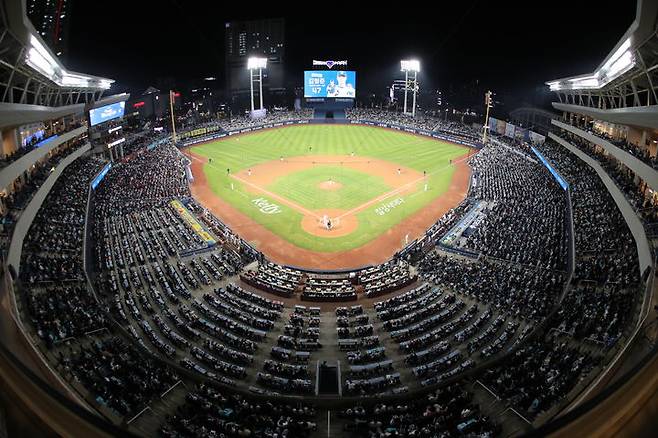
[[601, 38, 631, 72], [26, 47, 55, 77], [60, 73, 90, 87], [605, 51, 634, 79], [247, 58, 267, 111], [247, 57, 268, 70], [400, 60, 420, 72]]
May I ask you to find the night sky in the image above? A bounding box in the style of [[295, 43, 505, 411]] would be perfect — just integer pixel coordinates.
[[65, 0, 636, 115]]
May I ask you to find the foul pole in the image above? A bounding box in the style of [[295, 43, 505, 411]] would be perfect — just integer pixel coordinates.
[[170, 90, 177, 143], [482, 90, 493, 144]]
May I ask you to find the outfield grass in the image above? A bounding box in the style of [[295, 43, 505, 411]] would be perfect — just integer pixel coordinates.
[[191, 124, 467, 252]]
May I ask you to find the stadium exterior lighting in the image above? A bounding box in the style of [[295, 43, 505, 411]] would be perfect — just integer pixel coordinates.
[[247, 57, 268, 112], [400, 60, 420, 117]]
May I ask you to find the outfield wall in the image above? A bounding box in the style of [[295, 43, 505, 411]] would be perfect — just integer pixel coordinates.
[[180, 118, 483, 150], [347, 119, 483, 149]]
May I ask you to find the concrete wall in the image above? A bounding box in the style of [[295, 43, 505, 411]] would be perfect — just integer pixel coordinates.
[[548, 133, 652, 274], [0, 126, 87, 191], [552, 119, 658, 192], [1, 128, 19, 157], [6, 143, 91, 274]]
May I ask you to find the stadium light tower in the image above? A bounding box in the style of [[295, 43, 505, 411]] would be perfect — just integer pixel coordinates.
[[400, 60, 420, 117], [247, 57, 268, 112], [482, 90, 494, 144]]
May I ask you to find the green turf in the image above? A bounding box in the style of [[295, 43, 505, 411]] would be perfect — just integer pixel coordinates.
[[191, 124, 467, 252], [267, 166, 391, 210]]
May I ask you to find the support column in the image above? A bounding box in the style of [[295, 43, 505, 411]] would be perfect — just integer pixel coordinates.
[[250, 69, 255, 112], [259, 68, 263, 110], [403, 71, 408, 115], [411, 71, 417, 118]]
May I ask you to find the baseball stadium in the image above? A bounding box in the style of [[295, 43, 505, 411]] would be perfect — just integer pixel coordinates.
[[186, 124, 471, 268], [0, 0, 657, 437]]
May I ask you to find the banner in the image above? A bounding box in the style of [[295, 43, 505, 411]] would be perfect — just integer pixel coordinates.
[[170, 199, 216, 247], [489, 117, 497, 133], [529, 131, 546, 145], [514, 126, 526, 140], [496, 119, 506, 135], [531, 147, 568, 190], [504, 123, 516, 138], [91, 162, 112, 190]]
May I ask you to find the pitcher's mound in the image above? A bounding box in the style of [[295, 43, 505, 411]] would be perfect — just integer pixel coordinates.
[[318, 180, 342, 191]]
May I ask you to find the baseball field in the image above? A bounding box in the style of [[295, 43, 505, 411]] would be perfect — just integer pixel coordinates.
[[186, 124, 471, 269]]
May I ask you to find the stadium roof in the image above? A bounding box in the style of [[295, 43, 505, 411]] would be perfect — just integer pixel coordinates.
[[545, 0, 658, 91], [2, 0, 114, 90]]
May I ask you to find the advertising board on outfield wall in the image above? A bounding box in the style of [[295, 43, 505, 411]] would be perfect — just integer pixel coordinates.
[[349, 120, 483, 149], [181, 119, 482, 150]]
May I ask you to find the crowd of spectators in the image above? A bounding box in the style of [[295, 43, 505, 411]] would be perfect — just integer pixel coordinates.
[[20, 156, 107, 346], [7, 107, 649, 435], [476, 137, 643, 419], [1, 119, 85, 167], [464, 142, 568, 270], [345, 108, 481, 142], [62, 336, 179, 417], [482, 337, 600, 420], [538, 139, 640, 286], [94, 143, 190, 215], [419, 252, 563, 321], [120, 129, 171, 157], [218, 109, 314, 132], [161, 383, 317, 437], [1, 134, 89, 252], [346, 108, 441, 131], [589, 126, 658, 169], [340, 383, 499, 437], [556, 129, 658, 233]]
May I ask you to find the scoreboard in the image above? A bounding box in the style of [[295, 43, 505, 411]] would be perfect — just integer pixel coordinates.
[[304, 71, 356, 98]]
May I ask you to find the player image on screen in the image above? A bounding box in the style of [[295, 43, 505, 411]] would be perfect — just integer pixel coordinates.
[[328, 71, 355, 98], [304, 71, 356, 98]]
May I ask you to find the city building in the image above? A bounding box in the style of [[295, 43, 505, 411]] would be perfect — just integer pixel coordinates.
[[26, 0, 71, 58], [224, 18, 285, 112]]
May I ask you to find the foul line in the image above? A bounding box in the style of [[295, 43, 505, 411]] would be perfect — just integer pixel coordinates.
[[230, 173, 322, 219], [335, 153, 472, 220], [186, 151, 320, 219], [185, 150, 473, 222]]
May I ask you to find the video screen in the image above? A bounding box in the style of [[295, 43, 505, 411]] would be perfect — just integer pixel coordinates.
[[89, 101, 126, 126], [304, 71, 356, 98]]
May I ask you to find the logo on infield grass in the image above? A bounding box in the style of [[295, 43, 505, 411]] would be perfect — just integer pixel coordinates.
[[375, 198, 405, 216], [252, 197, 282, 214]]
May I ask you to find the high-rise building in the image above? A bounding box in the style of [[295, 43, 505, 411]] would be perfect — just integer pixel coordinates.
[[224, 18, 285, 110], [26, 0, 71, 58]]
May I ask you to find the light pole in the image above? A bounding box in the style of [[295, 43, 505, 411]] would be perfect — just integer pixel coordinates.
[[483, 90, 493, 144], [400, 60, 420, 117], [170, 90, 178, 143], [247, 57, 267, 114]]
